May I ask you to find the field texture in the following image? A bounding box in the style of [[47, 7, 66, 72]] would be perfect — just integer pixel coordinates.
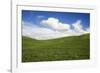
[[22, 34, 90, 62]]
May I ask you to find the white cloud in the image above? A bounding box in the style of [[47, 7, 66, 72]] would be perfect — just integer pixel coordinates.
[[72, 20, 85, 33], [41, 17, 70, 31], [86, 28, 90, 33], [37, 15, 44, 19], [23, 22, 70, 40], [22, 18, 90, 40]]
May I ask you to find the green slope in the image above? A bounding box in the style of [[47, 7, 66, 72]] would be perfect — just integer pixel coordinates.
[[22, 34, 90, 62]]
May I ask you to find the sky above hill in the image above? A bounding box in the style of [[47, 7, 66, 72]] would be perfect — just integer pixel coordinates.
[[22, 10, 90, 40]]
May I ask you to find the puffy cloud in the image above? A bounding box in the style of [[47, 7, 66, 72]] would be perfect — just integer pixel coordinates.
[[41, 17, 70, 31], [22, 18, 90, 40], [22, 22, 70, 40], [72, 20, 85, 33]]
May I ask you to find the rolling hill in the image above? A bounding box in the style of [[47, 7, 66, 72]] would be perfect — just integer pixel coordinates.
[[22, 33, 90, 62]]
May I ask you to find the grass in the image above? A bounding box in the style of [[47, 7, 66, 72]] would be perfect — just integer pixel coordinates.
[[22, 34, 90, 62]]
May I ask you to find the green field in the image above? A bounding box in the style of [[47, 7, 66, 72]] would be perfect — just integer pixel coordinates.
[[22, 34, 90, 62]]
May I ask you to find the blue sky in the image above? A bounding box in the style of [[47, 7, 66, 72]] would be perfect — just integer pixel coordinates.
[[22, 10, 90, 40], [22, 10, 90, 29]]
